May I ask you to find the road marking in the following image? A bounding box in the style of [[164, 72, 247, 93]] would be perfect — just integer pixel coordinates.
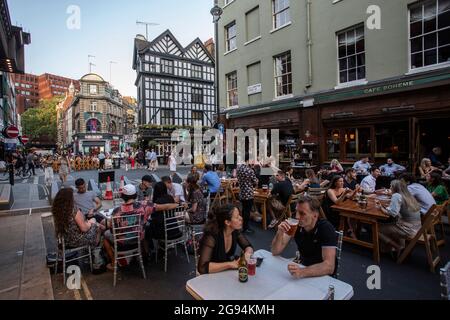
[[81, 279, 93, 300], [33, 176, 38, 185]]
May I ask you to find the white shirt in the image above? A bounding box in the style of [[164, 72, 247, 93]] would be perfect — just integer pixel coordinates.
[[353, 160, 371, 175], [170, 183, 185, 202], [169, 155, 177, 171], [361, 175, 377, 194], [407, 183, 436, 215]]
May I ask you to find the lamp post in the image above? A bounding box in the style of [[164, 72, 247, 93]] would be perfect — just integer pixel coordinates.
[[211, 1, 223, 126]]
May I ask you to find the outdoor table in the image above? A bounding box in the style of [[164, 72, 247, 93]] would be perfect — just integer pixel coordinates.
[[186, 249, 354, 300], [332, 196, 390, 264], [254, 189, 271, 230]]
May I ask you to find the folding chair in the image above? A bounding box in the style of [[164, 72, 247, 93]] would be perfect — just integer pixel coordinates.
[[111, 213, 146, 286], [434, 200, 449, 247], [440, 261, 450, 300], [156, 206, 190, 272], [397, 205, 441, 272], [55, 236, 93, 285]]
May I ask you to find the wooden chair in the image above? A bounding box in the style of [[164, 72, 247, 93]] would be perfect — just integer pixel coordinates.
[[397, 205, 441, 272], [308, 187, 328, 203], [434, 200, 449, 247]]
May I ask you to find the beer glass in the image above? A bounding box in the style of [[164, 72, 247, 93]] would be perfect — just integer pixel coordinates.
[[286, 218, 299, 237]]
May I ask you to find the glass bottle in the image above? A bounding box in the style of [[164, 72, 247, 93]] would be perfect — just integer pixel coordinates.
[[238, 251, 248, 283]]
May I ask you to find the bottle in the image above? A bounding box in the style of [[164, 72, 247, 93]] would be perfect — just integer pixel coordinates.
[[327, 285, 335, 300], [238, 251, 248, 283]]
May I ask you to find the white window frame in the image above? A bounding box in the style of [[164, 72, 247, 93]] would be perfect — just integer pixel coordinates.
[[161, 59, 174, 75], [272, 0, 291, 30], [274, 52, 293, 98], [407, 0, 450, 73], [90, 101, 97, 112], [336, 24, 367, 86], [225, 21, 237, 52], [192, 64, 203, 79], [226, 71, 238, 108], [89, 84, 98, 95]]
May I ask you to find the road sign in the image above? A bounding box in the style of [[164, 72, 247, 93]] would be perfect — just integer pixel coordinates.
[[5, 126, 19, 139], [20, 135, 29, 144]]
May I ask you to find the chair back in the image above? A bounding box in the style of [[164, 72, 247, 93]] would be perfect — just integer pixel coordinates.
[[440, 262, 450, 300], [308, 188, 327, 202], [111, 213, 142, 252], [163, 206, 187, 243], [334, 230, 344, 279]]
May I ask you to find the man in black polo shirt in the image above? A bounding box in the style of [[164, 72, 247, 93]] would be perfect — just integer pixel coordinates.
[[271, 195, 337, 278]]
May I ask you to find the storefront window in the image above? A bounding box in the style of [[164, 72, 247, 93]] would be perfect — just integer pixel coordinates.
[[327, 129, 341, 160], [375, 123, 409, 160], [86, 119, 101, 133]]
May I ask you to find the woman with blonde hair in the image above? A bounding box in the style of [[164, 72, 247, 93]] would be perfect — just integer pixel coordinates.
[[419, 158, 438, 179], [376, 180, 421, 257], [330, 159, 344, 173]]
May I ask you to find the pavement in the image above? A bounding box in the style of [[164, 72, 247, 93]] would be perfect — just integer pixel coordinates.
[[0, 165, 449, 300]]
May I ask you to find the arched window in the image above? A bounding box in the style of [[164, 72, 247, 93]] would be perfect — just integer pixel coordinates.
[[86, 119, 101, 133], [109, 121, 117, 134]]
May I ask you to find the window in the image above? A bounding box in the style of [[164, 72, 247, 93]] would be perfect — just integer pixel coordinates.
[[89, 84, 98, 95], [109, 121, 117, 134], [161, 59, 174, 74], [274, 52, 292, 97], [161, 109, 174, 125], [192, 111, 203, 127], [192, 64, 203, 79], [272, 0, 291, 29], [191, 88, 203, 104], [226, 71, 238, 107], [327, 129, 341, 160], [246, 6, 260, 42], [90, 101, 97, 112], [337, 25, 366, 83], [161, 84, 174, 101], [86, 119, 101, 133], [225, 21, 237, 52], [409, 0, 450, 69]]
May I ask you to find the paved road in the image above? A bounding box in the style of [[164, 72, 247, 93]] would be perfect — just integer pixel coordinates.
[[3, 166, 192, 210]]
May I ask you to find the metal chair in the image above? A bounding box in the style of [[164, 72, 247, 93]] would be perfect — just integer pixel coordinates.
[[55, 236, 93, 285], [440, 261, 450, 300], [156, 206, 190, 272], [111, 213, 146, 287], [186, 223, 204, 276], [334, 230, 344, 279]]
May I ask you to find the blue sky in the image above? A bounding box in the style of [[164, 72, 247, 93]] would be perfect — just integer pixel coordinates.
[[9, 0, 214, 97]]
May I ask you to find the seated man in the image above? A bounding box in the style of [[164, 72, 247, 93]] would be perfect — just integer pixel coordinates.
[[200, 164, 221, 200], [136, 175, 153, 201], [399, 173, 436, 215], [360, 167, 381, 194], [162, 176, 186, 204], [271, 195, 337, 278], [352, 156, 371, 176], [74, 178, 102, 220], [380, 159, 406, 177], [268, 171, 294, 228]]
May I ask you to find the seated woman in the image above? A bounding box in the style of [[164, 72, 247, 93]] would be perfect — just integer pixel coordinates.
[[198, 204, 254, 274], [216, 164, 227, 179], [286, 166, 294, 181], [186, 175, 207, 224], [329, 159, 344, 174], [377, 180, 421, 258], [419, 158, 439, 179], [52, 188, 103, 249], [322, 175, 358, 230], [426, 172, 449, 205]]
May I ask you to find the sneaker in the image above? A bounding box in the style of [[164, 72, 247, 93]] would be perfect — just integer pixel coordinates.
[[268, 219, 279, 229]]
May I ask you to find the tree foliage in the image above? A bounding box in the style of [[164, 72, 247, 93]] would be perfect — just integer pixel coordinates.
[[21, 97, 61, 142]]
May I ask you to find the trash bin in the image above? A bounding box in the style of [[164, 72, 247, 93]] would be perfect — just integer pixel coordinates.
[[113, 157, 121, 169]]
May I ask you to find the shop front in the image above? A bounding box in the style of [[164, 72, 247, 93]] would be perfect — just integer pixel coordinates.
[[317, 70, 450, 173], [75, 133, 123, 155]]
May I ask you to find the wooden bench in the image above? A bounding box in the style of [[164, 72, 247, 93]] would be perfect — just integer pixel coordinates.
[[0, 184, 14, 210]]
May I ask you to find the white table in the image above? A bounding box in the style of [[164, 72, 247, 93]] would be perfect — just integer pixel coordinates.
[[186, 250, 354, 300]]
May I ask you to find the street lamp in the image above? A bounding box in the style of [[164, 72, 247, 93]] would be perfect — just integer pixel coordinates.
[[211, 1, 223, 126]]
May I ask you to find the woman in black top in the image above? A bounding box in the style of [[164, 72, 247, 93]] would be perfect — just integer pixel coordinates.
[[198, 204, 254, 274]]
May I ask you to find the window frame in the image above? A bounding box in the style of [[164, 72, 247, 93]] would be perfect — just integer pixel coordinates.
[[336, 24, 366, 85], [272, 0, 291, 30], [273, 51, 293, 98], [226, 71, 238, 108], [225, 21, 237, 52]]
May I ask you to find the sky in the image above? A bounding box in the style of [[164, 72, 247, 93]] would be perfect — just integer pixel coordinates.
[[9, 0, 215, 97]]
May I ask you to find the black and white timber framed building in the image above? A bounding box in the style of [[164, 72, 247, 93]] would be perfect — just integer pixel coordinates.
[[132, 30, 215, 154]]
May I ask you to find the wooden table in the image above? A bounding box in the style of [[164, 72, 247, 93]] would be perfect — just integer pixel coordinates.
[[186, 250, 354, 300], [332, 196, 390, 264], [254, 189, 271, 230]]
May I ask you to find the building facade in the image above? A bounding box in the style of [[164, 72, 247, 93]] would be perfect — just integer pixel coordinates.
[[133, 30, 216, 154], [68, 73, 126, 155], [219, 0, 450, 170], [12, 73, 80, 114]]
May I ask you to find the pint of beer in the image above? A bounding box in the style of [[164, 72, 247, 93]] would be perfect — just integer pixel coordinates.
[[286, 218, 299, 237]]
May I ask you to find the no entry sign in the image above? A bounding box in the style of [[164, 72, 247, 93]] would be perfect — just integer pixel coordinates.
[[5, 126, 19, 139], [21, 135, 29, 144]]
